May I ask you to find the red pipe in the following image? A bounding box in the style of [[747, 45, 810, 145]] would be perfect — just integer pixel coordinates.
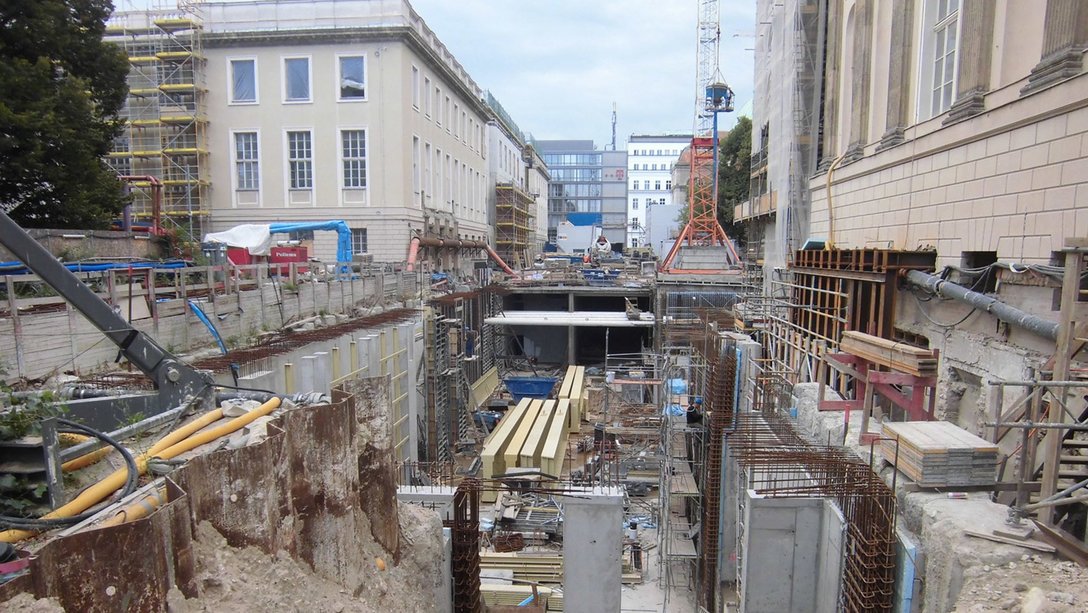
[[406, 236, 516, 275], [118, 175, 164, 236]]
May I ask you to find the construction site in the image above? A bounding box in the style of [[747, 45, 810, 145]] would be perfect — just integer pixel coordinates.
[[4, 0, 1088, 611]]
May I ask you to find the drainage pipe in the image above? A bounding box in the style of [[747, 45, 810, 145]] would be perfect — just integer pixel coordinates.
[[405, 236, 516, 275], [904, 269, 1059, 341]]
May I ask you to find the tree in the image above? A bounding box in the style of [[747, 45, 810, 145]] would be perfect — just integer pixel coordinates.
[[717, 116, 752, 232], [0, 0, 129, 228]]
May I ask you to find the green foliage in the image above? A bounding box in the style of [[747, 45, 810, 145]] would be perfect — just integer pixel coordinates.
[[717, 116, 752, 239], [0, 388, 66, 441], [0, 0, 130, 228]]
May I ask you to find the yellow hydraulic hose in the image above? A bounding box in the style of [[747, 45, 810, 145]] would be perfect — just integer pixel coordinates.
[[96, 487, 168, 529], [61, 408, 226, 472], [0, 398, 280, 543]]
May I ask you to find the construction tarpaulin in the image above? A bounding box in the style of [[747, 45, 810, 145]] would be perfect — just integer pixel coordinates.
[[204, 221, 353, 263]]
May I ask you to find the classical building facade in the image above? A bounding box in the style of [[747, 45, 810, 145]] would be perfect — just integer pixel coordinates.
[[746, 0, 1088, 442], [108, 0, 536, 268]]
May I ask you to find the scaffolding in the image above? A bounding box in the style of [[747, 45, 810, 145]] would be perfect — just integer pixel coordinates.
[[657, 345, 706, 609], [495, 183, 536, 269], [104, 8, 209, 242]]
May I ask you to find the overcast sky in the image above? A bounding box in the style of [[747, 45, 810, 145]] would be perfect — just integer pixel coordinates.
[[409, 0, 756, 148]]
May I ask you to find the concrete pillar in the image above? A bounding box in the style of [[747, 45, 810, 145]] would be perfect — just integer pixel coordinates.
[[817, 0, 844, 170], [878, 0, 917, 150], [562, 486, 624, 613], [567, 292, 576, 364], [313, 351, 331, 394], [1021, 0, 1088, 95], [844, 0, 874, 162], [945, 0, 996, 123], [299, 354, 316, 394]]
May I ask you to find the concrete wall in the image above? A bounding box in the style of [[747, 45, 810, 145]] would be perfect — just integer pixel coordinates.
[[562, 486, 624, 613], [0, 229, 162, 262], [739, 493, 844, 613], [0, 270, 418, 381]]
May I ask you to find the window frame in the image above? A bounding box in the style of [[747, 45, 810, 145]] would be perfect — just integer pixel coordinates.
[[351, 228, 368, 254], [231, 130, 260, 193], [282, 55, 313, 104], [284, 129, 314, 191], [339, 127, 368, 190], [917, 0, 961, 119], [411, 65, 421, 110], [228, 57, 259, 105], [336, 53, 367, 102]]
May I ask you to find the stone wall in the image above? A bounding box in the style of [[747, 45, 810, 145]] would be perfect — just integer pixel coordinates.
[[0, 229, 163, 262]]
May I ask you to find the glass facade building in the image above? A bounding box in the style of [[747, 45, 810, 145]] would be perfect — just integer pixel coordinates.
[[535, 140, 628, 246]]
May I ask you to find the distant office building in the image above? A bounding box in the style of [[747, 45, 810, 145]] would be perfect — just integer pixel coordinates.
[[535, 140, 628, 249], [626, 135, 689, 251]]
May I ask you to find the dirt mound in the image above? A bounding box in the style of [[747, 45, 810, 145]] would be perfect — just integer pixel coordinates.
[[167, 502, 443, 613]]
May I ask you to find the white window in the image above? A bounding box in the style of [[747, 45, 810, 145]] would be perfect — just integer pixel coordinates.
[[632, 181, 639, 191], [411, 65, 420, 109], [229, 59, 257, 104], [454, 103, 460, 137], [412, 136, 421, 194], [921, 0, 959, 118], [435, 87, 442, 125], [424, 77, 432, 116], [284, 57, 311, 102], [654, 180, 662, 191], [424, 142, 432, 198], [286, 130, 313, 189], [234, 132, 259, 190], [632, 198, 639, 210], [666, 180, 672, 190], [351, 228, 367, 254], [338, 55, 366, 100], [341, 129, 367, 188], [444, 96, 451, 132]]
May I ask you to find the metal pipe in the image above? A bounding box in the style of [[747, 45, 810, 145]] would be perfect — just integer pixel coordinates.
[[904, 269, 1059, 341], [405, 235, 516, 275]]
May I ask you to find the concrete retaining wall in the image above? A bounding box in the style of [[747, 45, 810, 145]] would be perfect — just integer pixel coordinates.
[[0, 270, 418, 381]]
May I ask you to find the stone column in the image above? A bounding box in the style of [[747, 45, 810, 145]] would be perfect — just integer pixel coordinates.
[[844, 0, 874, 162], [817, 0, 843, 171], [1021, 0, 1088, 95], [945, 0, 996, 123], [878, 0, 917, 150]]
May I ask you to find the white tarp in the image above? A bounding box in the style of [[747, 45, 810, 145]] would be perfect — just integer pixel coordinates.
[[203, 224, 273, 255]]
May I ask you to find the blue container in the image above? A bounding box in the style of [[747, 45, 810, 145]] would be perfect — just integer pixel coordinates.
[[504, 376, 558, 400]]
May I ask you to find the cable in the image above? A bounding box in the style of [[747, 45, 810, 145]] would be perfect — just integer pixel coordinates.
[[0, 418, 139, 530], [911, 290, 978, 328]]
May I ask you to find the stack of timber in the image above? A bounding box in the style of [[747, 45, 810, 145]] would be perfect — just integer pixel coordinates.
[[881, 421, 999, 487], [840, 331, 937, 376], [482, 399, 570, 501], [480, 553, 643, 587], [557, 365, 586, 432], [480, 584, 552, 611]]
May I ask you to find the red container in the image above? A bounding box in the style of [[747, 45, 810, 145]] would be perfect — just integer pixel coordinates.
[[270, 245, 308, 275]]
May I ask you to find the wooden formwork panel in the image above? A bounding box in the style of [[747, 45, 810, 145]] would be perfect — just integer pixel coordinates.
[[520, 399, 557, 468], [505, 400, 544, 469], [541, 399, 570, 477], [482, 398, 531, 482]]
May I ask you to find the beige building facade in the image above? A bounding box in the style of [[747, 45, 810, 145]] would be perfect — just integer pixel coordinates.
[[196, 0, 493, 264], [810, 0, 1088, 268]]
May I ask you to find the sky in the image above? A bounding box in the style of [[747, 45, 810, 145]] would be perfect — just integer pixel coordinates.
[[408, 0, 756, 148], [117, 0, 756, 147]]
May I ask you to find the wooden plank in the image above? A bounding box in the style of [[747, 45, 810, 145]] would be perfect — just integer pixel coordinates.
[[520, 399, 557, 468], [964, 529, 1056, 553], [541, 399, 570, 476], [558, 365, 577, 398], [568, 366, 585, 432], [482, 399, 532, 481], [506, 400, 544, 469]]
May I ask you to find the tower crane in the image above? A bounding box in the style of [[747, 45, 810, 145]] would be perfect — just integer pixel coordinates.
[[658, 0, 741, 273]]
